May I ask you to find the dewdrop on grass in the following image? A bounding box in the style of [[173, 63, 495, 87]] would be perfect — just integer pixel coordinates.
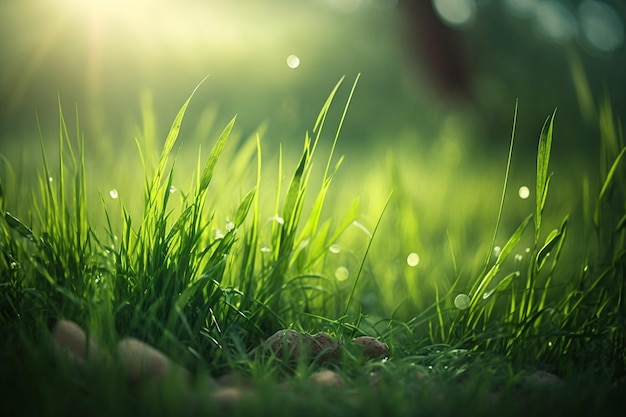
[[329, 244, 341, 254], [109, 189, 119, 199], [454, 294, 470, 310], [270, 214, 285, 225]]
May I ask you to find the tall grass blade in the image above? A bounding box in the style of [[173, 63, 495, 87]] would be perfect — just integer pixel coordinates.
[[536, 110, 556, 239]]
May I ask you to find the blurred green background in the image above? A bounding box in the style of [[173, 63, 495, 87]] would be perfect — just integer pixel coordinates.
[[1, 0, 624, 157]]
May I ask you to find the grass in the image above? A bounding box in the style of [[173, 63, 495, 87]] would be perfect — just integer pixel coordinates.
[[1, 71, 625, 416]]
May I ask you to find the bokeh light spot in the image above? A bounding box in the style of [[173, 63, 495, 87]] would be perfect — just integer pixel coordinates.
[[407, 252, 420, 267], [578, 1, 624, 53], [504, 0, 540, 17], [533, 1, 577, 43], [454, 294, 470, 310], [518, 185, 530, 199], [109, 189, 119, 199], [335, 266, 349, 281], [286, 54, 300, 69], [433, 0, 477, 29]]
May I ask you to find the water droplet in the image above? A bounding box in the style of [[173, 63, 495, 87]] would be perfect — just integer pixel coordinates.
[[225, 218, 235, 232], [169, 185, 177, 194], [525, 247, 531, 253], [518, 185, 530, 199], [48, 176, 53, 182], [335, 266, 349, 281], [260, 246, 271, 253], [406, 252, 420, 267], [286, 54, 300, 69], [514, 271, 521, 277], [352, 221, 372, 237], [9, 261, 18, 269], [515, 253, 523, 263], [433, 0, 477, 29], [270, 214, 285, 225], [329, 244, 341, 254], [548, 341, 553, 347], [109, 189, 119, 199], [493, 246, 502, 257], [215, 229, 224, 239], [454, 294, 470, 310]]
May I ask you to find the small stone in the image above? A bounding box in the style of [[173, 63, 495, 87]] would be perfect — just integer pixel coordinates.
[[216, 372, 253, 389], [262, 329, 313, 362], [210, 386, 247, 408], [311, 332, 342, 362], [351, 336, 390, 359], [310, 370, 346, 388], [523, 370, 564, 388], [117, 338, 189, 384], [52, 320, 100, 364]]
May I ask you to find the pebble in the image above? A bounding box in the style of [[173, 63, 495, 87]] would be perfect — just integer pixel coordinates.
[[310, 370, 346, 388], [262, 329, 312, 362], [311, 332, 343, 362], [351, 336, 390, 359], [52, 319, 101, 364], [117, 337, 189, 385]]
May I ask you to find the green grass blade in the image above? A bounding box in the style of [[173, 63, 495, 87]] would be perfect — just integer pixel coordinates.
[[598, 146, 626, 202], [484, 101, 518, 271], [198, 116, 237, 194], [343, 191, 392, 318], [536, 110, 556, 239]]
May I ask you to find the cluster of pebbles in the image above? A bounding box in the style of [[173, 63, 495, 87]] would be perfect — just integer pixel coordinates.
[[52, 320, 570, 409], [51, 320, 390, 407]]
